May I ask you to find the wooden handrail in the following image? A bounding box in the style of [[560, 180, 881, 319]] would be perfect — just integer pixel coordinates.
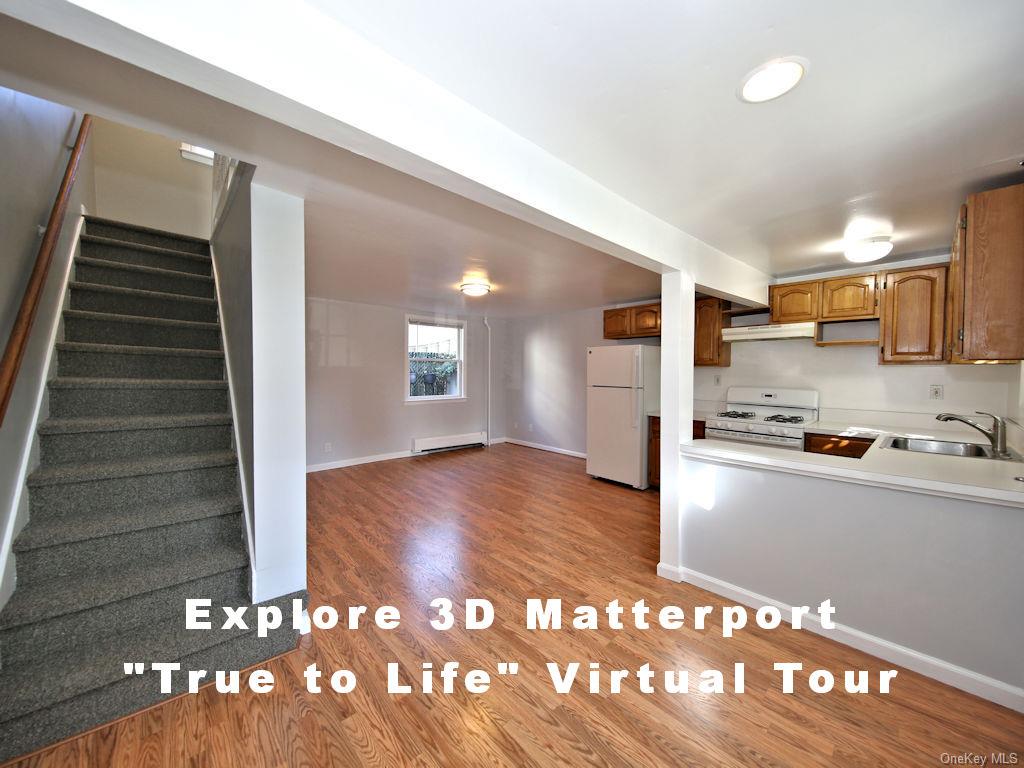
[[0, 113, 93, 427]]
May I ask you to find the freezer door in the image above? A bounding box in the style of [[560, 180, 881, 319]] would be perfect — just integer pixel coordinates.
[[586, 385, 645, 488], [587, 345, 640, 388]]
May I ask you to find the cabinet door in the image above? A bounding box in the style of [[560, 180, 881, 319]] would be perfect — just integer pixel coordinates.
[[603, 308, 631, 339], [693, 420, 706, 440], [770, 281, 820, 323], [694, 297, 729, 366], [880, 266, 947, 363], [820, 274, 878, 320], [803, 433, 874, 459], [631, 304, 661, 336], [963, 184, 1024, 360]]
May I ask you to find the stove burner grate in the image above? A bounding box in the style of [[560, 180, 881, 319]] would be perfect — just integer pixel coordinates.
[[717, 410, 756, 419], [764, 414, 805, 424]]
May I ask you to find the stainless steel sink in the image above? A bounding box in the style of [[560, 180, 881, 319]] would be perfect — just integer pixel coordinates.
[[882, 436, 1012, 459]]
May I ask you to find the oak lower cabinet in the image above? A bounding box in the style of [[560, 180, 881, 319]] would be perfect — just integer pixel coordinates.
[[820, 274, 878, 320], [947, 183, 1024, 361], [603, 303, 661, 339], [694, 297, 730, 367], [648, 416, 660, 488], [880, 265, 947, 363], [804, 432, 874, 459], [769, 281, 820, 323]]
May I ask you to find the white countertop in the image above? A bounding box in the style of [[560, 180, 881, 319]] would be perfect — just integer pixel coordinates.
[[681, 420, 1024, 509]]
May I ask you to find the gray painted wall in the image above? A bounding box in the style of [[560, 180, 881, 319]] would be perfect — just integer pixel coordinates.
[[500, 305, 660, 455], [675, 459, 1024, 703], [305, 297, 498, 467], [0, 87, 95, 609], [210, 163, 255, 546]]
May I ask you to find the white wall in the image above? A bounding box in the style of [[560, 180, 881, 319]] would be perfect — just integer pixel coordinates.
[[91, 117, 212, 238], [249, 183, 306, 603], [499, 304, 661, 456], [306, 298, 496, 469], [694, 340, 1020, 418]]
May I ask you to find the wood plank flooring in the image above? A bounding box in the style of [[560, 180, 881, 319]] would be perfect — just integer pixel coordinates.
[[7, 443, 1023, 766]]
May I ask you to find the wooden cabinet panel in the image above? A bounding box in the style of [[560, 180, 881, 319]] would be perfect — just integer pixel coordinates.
[[648, 416, 660, 488], [694, 297, 730, 367], [880, 266, 947, 363], [693, 419, 705, 440], [603, 303, 661, 339], [631, 304, 661, 336], [603, 308, 631, 338], [962, 184, 1024, 360], [820, 274, 878, 320], [770, 281, 820, 323], [803, 432, 874, 459]]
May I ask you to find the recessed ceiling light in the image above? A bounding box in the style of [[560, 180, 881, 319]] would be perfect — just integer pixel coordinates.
[[460, 281, 491, 297], [844, 235, 894, 263], [738, 57, 808, 103]]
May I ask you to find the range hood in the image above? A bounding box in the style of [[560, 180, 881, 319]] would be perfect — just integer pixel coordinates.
[[722, 322, 815, 342]]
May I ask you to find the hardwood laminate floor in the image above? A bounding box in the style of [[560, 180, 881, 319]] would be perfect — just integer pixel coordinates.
[[8, 443, 1023, 766]]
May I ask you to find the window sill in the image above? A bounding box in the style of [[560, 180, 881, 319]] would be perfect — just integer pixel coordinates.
[[405, 396, 468, 405]]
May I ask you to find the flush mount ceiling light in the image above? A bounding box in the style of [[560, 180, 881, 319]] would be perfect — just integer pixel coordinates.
[[459, 280, 491, 297], [844, 235, 894, 263], [738, 57, 808, 103]]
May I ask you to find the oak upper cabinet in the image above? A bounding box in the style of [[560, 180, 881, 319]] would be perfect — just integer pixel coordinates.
[[820, 274, 878, 320], [880, 266, 947, 363], [631, 303, 662, 336], [770, 281, 820, 323], [602, 303, 661, 339], [694, 297, 730, 367], [949, 183, 1024, 361], [603, 307, 631, 338]]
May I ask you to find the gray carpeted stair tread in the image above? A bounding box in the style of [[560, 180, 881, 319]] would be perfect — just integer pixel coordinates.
[[14, 493, 243, 551], [28, 449, 237, 487], [63, 309, 219, 331], [0, 590, 299, 723], [0, 615, 299, 764], [80, 234, 212, 262], [38, 412, 231, 436], [0, 546, 248, 631], [76, 255, 215, 283], [69, 281, 217, 307], [49, 376, 228, 391], [84, 215, 210, 246], [56, 341, 224, 359]]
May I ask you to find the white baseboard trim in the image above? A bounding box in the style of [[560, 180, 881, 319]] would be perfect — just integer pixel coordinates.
[[499, 437, 586, 459], [307, 450, 414, 474], [657, 562, 1024, 713]]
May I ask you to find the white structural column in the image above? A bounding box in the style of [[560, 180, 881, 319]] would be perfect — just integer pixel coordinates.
[[250, 183, 307, 602], [658, 270, 695, 578]]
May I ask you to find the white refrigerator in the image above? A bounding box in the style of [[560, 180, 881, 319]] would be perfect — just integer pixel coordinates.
[[585, 344, 661, 489]]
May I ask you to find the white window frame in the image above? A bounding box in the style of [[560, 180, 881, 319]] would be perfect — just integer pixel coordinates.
[[405, 315, 467, 403]]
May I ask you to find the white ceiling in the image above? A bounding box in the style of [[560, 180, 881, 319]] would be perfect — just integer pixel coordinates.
[[308, 0, 1024, 274]]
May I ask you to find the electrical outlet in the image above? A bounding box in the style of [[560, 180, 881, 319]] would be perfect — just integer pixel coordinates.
[[324, 441, 333, 453], [714, 374, 722, 386], [928, 385, 944, 401]]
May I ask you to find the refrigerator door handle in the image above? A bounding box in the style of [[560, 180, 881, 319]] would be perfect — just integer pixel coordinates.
[[632, 389, 640, 428], [633, 347, 641, 388]]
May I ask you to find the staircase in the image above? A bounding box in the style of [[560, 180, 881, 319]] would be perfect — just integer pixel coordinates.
[[0, 217, 302, 762]]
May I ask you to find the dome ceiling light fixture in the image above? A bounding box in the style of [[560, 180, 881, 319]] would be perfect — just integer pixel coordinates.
[[738, 56, 809, 103], [844, 235, 894, 263], [459, 280, 491, 297]]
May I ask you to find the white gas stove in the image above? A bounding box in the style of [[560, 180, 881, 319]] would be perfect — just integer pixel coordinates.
[[704, 387, 819, 450]]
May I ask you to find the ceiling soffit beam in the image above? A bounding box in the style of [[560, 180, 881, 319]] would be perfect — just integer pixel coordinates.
[[0, 0, 768, 304]]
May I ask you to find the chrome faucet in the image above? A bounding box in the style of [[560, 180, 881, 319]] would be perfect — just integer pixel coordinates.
[[936, 411, 1011, 458]]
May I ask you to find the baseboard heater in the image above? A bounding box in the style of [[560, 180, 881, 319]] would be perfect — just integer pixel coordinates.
[[412, 431, 488, 453]]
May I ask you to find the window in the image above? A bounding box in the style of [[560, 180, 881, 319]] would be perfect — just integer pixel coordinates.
[[179, 142, 215, 166], [407, 319, 465, 401]]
